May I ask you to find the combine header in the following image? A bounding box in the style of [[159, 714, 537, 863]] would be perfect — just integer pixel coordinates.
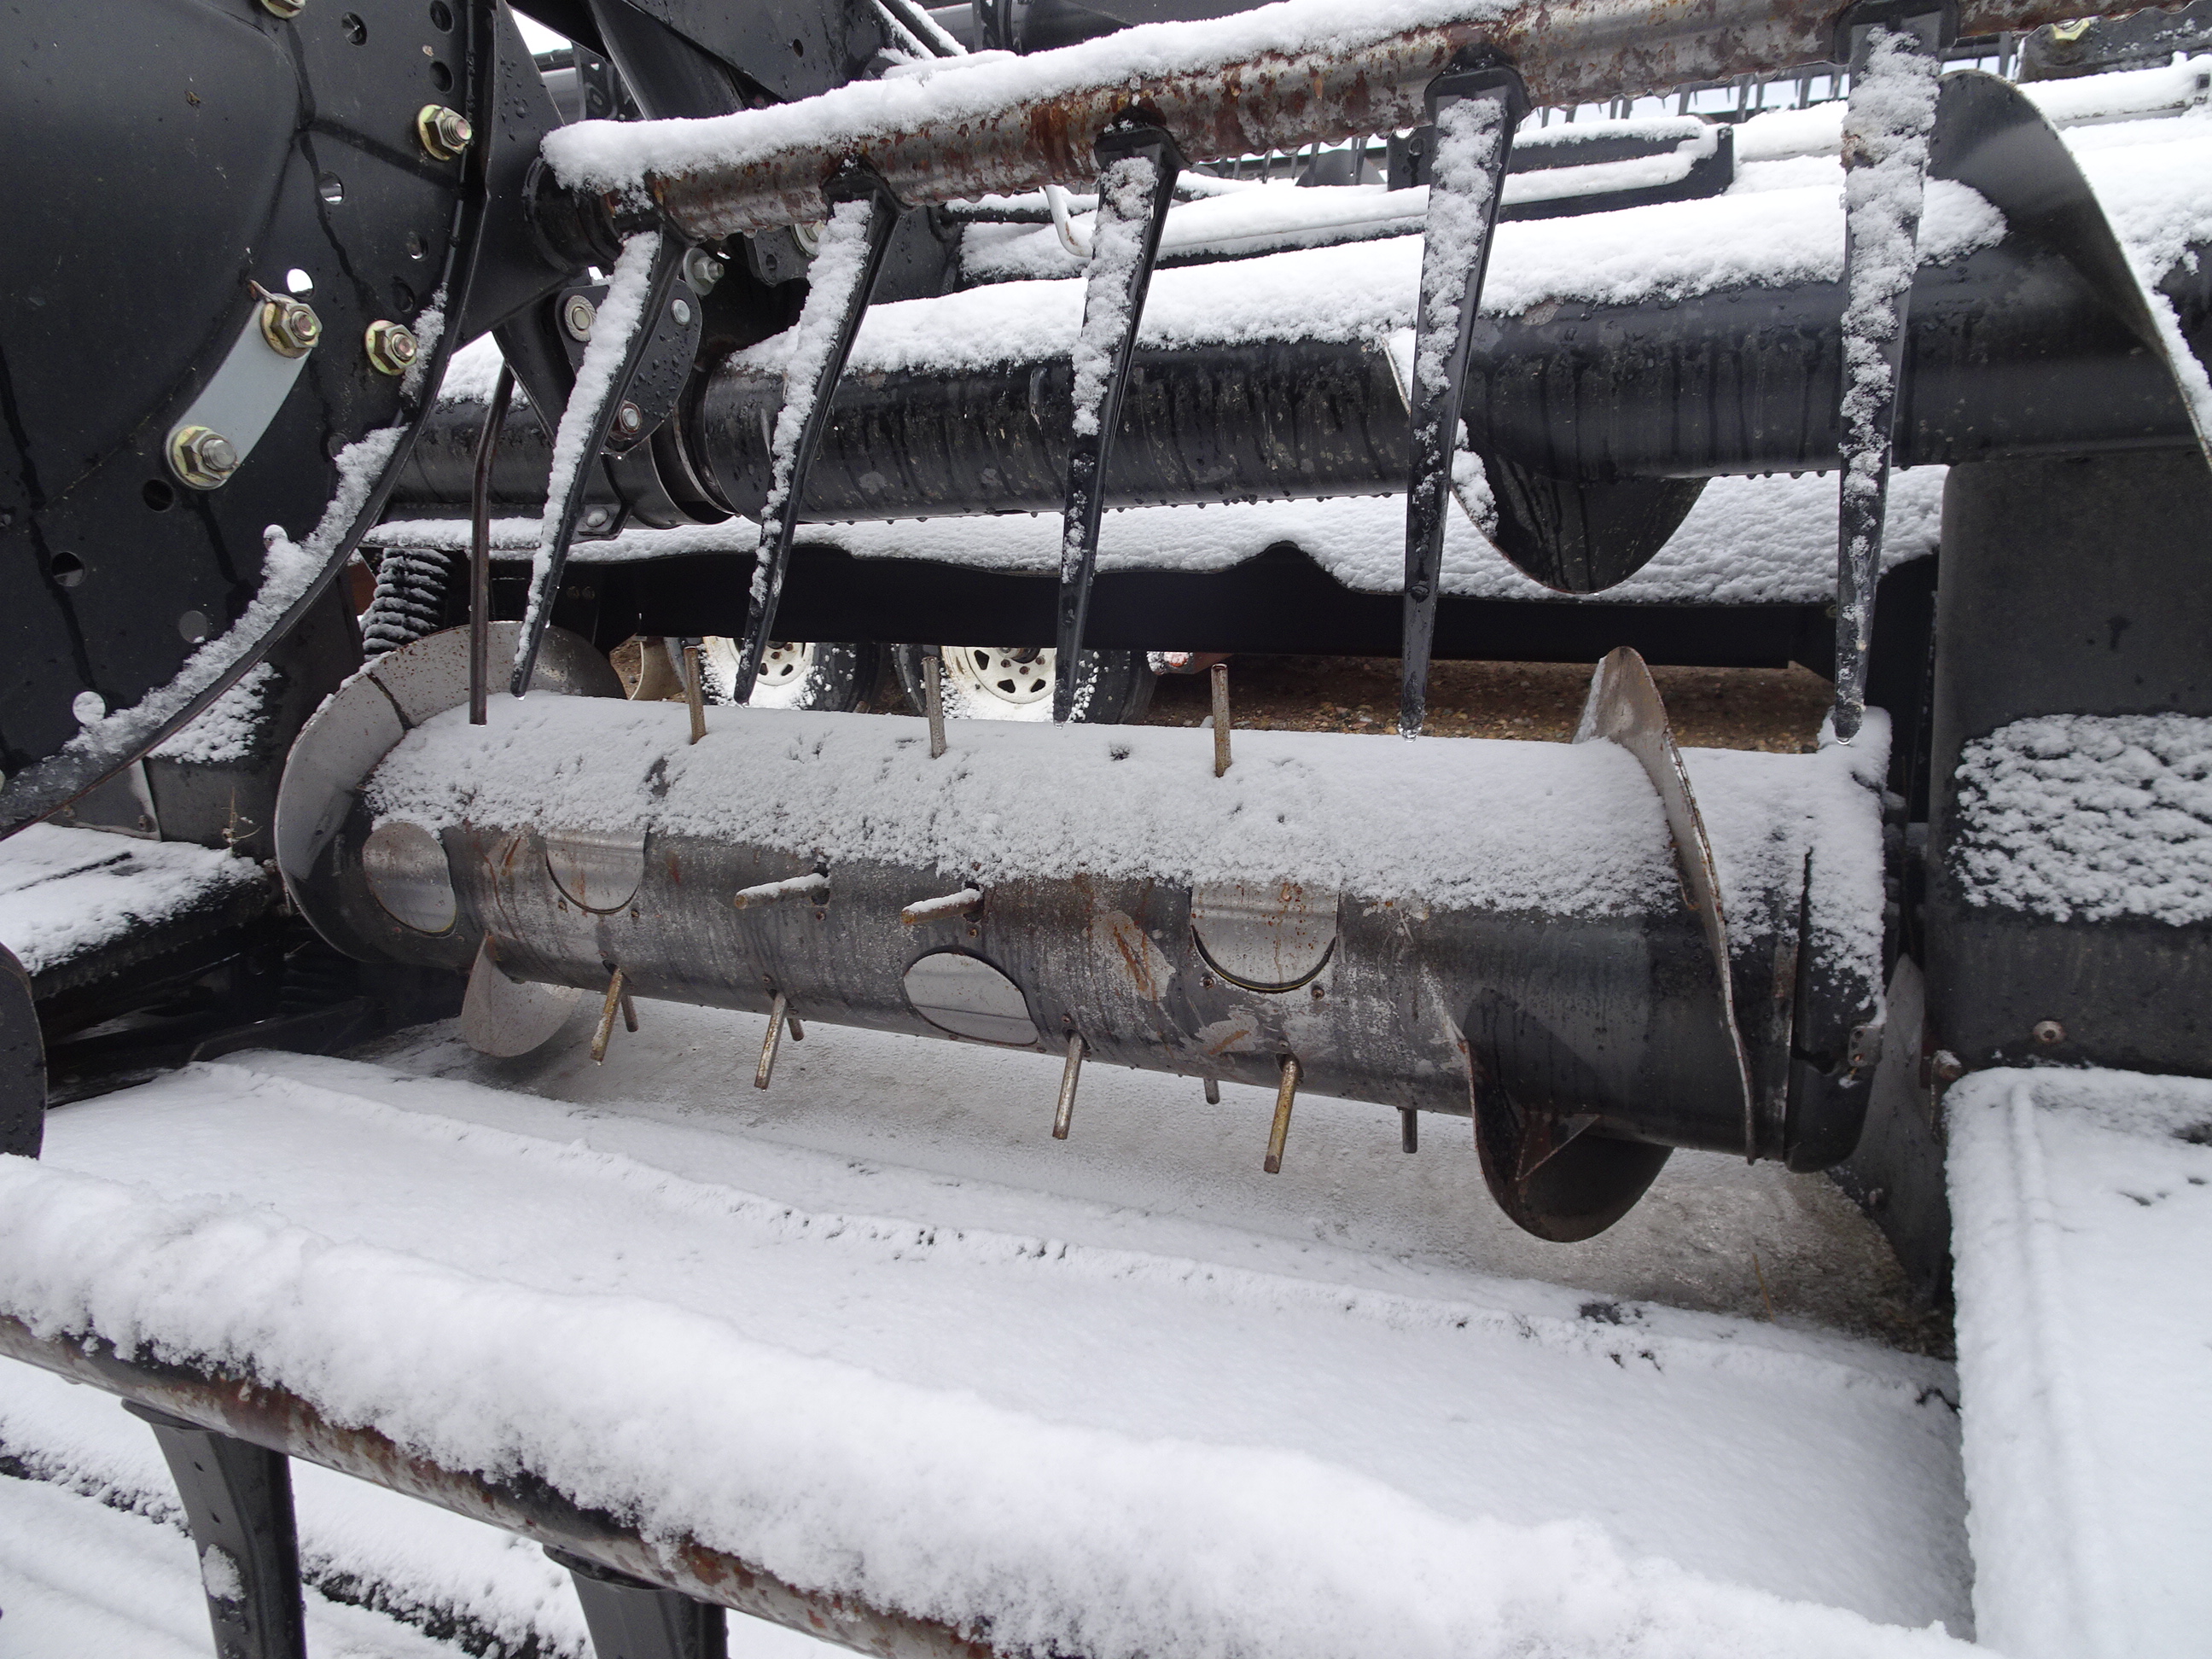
[[0, 0, 2207, 1654]]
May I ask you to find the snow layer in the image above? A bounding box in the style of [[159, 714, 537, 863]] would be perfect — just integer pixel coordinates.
[[0, 823, 264, 978], [360, 696, 1869, 940], [150, 662, 279, 766], [0, 1044, 1975, 1653], [732, 176, 2005, 382], [1947, 1067, 2212, 1659], [1947, 713, 2212, 926], [368, 465, 1942, 604]]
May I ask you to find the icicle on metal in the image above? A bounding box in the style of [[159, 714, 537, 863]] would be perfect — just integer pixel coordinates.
[[513, 231, 685, 697], [1400, 61, 1528, 738], [731, 172, 902, 703], [1832, 18, 1941, 742], [755, 991, 801, 1088], [1053, 119, 1183, 724]]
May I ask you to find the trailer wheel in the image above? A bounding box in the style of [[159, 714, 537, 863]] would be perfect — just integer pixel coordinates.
[[699, 638, 879, 712], [893, 644, 1155, 724]]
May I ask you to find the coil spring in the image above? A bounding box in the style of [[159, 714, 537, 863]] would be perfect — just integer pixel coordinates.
[[360, 547, 455, 657]]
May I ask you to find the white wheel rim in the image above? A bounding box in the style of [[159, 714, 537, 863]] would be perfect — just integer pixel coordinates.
[[701, 637, 818, 707], [940, 644, 1055, 719]]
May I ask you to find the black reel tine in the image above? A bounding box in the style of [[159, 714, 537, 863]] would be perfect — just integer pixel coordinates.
[[1399, 59, 1528, 738], [1052, 119, 1183, 725]]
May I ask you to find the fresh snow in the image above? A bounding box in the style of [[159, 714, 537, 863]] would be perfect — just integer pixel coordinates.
[[149, 663, 279, 766], [366, 464, 1945, 605], [0, 824, 263, 980], [1947, 713, 2212, 927], [0, 1033, 1976, 1655], [1947, 1067, 2212, 1659]]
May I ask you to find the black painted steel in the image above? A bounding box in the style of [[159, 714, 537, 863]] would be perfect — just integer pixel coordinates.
[[125, 1404, 310, 1659], [0, 0, 551, 839], [1925, 450, 2212, 1080], [0, 946, 41, 1159], [552, 1548, 731, 1659], [1055, 121, 1184, 722], [733, 173, 905, 702], [1400, 61, 1525, 736]]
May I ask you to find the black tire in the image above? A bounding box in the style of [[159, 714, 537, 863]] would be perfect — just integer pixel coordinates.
[[891, 644, 1155, 725], [698, 639, 880, 713]]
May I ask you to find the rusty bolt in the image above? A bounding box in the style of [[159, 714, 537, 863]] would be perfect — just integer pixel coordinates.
[[614, 401, 644, 436], [259, 296, 322, 358], [168, 426, 240, 490], [2033, 1019, 2066, 1046], [416, 104, 473, 161], [260, 0, 305, 15], [364, 319, 419, 375], [562, 294, 597, 341]]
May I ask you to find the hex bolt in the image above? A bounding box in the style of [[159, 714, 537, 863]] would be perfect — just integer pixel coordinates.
[[614, 401, 644, 437], [260, 0, 304, 15], [2032, 1019, 2067, 1045], [671, 297, 693, 327], [562, 294, 597, 341], [168, 426, 240, 491], [683, 248, 726, 294], [364, 319, 419, 376], [259, 296, 322, 358], [416, 104, 473, 162]]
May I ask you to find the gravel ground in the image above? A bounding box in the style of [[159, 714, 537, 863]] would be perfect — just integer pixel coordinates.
[[616, 640, 1833, 754], [1144, 655, 1835, 751]]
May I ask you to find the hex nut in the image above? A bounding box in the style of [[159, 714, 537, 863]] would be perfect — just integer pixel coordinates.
[[562, 294, 597, 342], [168, 426, 241, 490], [364, 320, 420, 376], [614, 402, 644, 436], [2032, 1019, 2066, 1045], [259, 297, 322, 358], [683, 247, 726, 294], [416, 104, 474, 162]]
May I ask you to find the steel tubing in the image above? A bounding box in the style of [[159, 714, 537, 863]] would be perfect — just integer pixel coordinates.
[[0, 1316, 1002, 1659], [621, 0, 2158, 239]]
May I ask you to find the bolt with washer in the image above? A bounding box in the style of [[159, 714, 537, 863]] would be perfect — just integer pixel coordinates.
[[259, 296, 322, 358], [562, 294, 597, 341], [671, 298, 693, 328], [614, 402, 644, 438], [2032, 1019, 2067, 1045], [683, 247, 726, 293], [364, 319, 420, 376], [169, 426, 241, 490], [416, 104, 473, 161]]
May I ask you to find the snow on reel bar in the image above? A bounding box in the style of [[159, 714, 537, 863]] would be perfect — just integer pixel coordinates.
[[277, 624, 1887, 1242]]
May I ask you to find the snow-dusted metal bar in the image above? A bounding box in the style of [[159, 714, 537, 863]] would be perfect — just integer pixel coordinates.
[[1831, 19, 1941, 743], [551, 0, 2159, 241], [0, 1315, 1005, 1659], [1399, 60, 1526, 739], [1054, 119, 1183, 723]]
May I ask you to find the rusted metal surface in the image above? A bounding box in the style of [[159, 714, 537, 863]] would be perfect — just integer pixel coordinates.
[[0, 1314, 1006, 1659], [643, 0, 2157, 237]]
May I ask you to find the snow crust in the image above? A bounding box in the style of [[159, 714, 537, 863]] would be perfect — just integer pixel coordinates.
[[0, 823, 263, 978], [1947, 1067, 2212, 1659], [1947, 713, 2212, 926], [0, 1044, 1980, 1652]]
